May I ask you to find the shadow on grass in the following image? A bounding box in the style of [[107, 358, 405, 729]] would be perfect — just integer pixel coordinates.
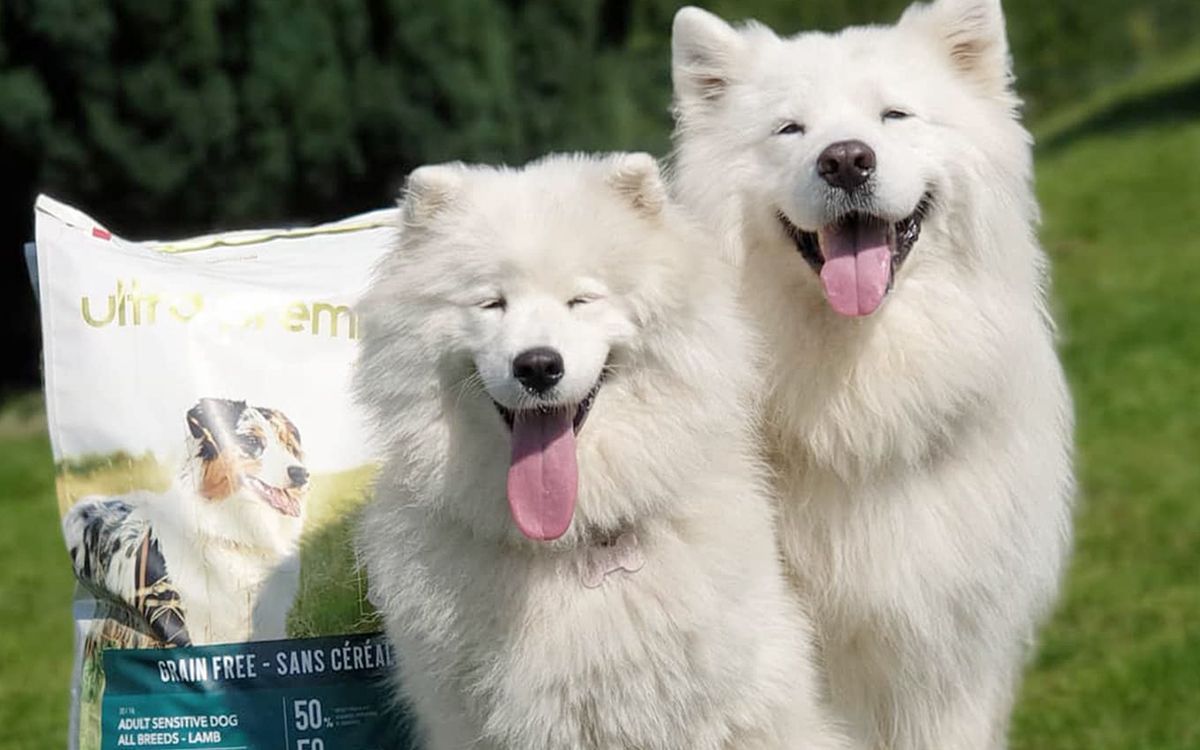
[[1038, 74, 1200, 152]]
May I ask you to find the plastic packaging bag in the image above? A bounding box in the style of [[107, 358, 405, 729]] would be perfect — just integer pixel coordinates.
[[33, 195, 412, 750]]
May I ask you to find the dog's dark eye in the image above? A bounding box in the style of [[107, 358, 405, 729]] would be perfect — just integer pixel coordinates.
[[240, 434, 264, 456], [882, 108, 912, 121], [479, 297, 506, 311], [774, 121, 806, 136]]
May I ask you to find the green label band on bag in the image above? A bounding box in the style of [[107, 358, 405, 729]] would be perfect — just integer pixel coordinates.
[[100, 633, 411, 749]]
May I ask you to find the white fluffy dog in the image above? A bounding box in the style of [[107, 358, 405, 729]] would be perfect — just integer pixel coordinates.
[[354, 153, 845, 750], [671, 1, 1074, 747]]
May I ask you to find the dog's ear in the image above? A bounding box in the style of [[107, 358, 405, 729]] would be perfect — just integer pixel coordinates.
[[401, 164, 465, 228], [900, 0, 1012, 99], [259, 408, 304, 458], [672, 7, 744, 110], [606, 153, 667, 217], [186, 398, 243, 459]]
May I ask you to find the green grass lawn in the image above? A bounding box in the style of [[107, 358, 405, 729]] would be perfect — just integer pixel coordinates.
[[0, 418, 75, 750], [1010, 77, 1200, 749], [2, 77, 1197, 748]]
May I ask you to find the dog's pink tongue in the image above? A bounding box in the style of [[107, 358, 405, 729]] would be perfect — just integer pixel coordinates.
[[818, 222, 892, 317], [507, 410, 578, 541]]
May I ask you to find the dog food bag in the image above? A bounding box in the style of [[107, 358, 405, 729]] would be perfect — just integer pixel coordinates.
[[33, 195, 415, 750]]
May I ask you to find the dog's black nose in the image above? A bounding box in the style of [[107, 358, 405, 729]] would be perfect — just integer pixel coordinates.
[[817, 140, 876, 191], [513, 347, 564, 394], [287, 466, 309, 487]]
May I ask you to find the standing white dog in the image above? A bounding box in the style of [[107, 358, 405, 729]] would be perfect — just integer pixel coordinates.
[[354, 153, 845, 750], [671, 1, 1074, 748]]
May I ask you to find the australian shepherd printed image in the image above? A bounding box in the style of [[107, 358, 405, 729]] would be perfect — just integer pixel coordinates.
[[63, 398, 309, 647]]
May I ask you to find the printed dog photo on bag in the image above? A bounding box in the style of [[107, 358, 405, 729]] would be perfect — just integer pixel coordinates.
[[63, 398, 309, 648]]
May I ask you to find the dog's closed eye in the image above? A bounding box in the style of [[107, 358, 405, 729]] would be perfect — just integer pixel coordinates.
[[567, 294, 602, 309]]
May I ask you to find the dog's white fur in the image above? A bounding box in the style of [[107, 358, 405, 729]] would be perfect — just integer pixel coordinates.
[[355, 153, 845, 750], [671, 2, 1074, 748], [132, 473, 303, 644]]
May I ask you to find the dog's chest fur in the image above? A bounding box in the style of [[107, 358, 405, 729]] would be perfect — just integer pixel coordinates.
[[366, 506, 818, 750], [147, 487, 302, 644], [759, 294, 1074, 745]]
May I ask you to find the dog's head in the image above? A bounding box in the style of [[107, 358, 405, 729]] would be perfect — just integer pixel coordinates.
[[357, 153, 752, 544], [185, 398, 308, 517], [671, 0, 1034, 317]]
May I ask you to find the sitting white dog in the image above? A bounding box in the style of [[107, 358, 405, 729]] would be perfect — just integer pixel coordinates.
[[670, 1, 1075, 747], [354, 153, 846, 750]]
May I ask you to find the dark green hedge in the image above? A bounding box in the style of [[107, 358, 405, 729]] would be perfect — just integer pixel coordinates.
[[1, 0, 1194, 388]]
